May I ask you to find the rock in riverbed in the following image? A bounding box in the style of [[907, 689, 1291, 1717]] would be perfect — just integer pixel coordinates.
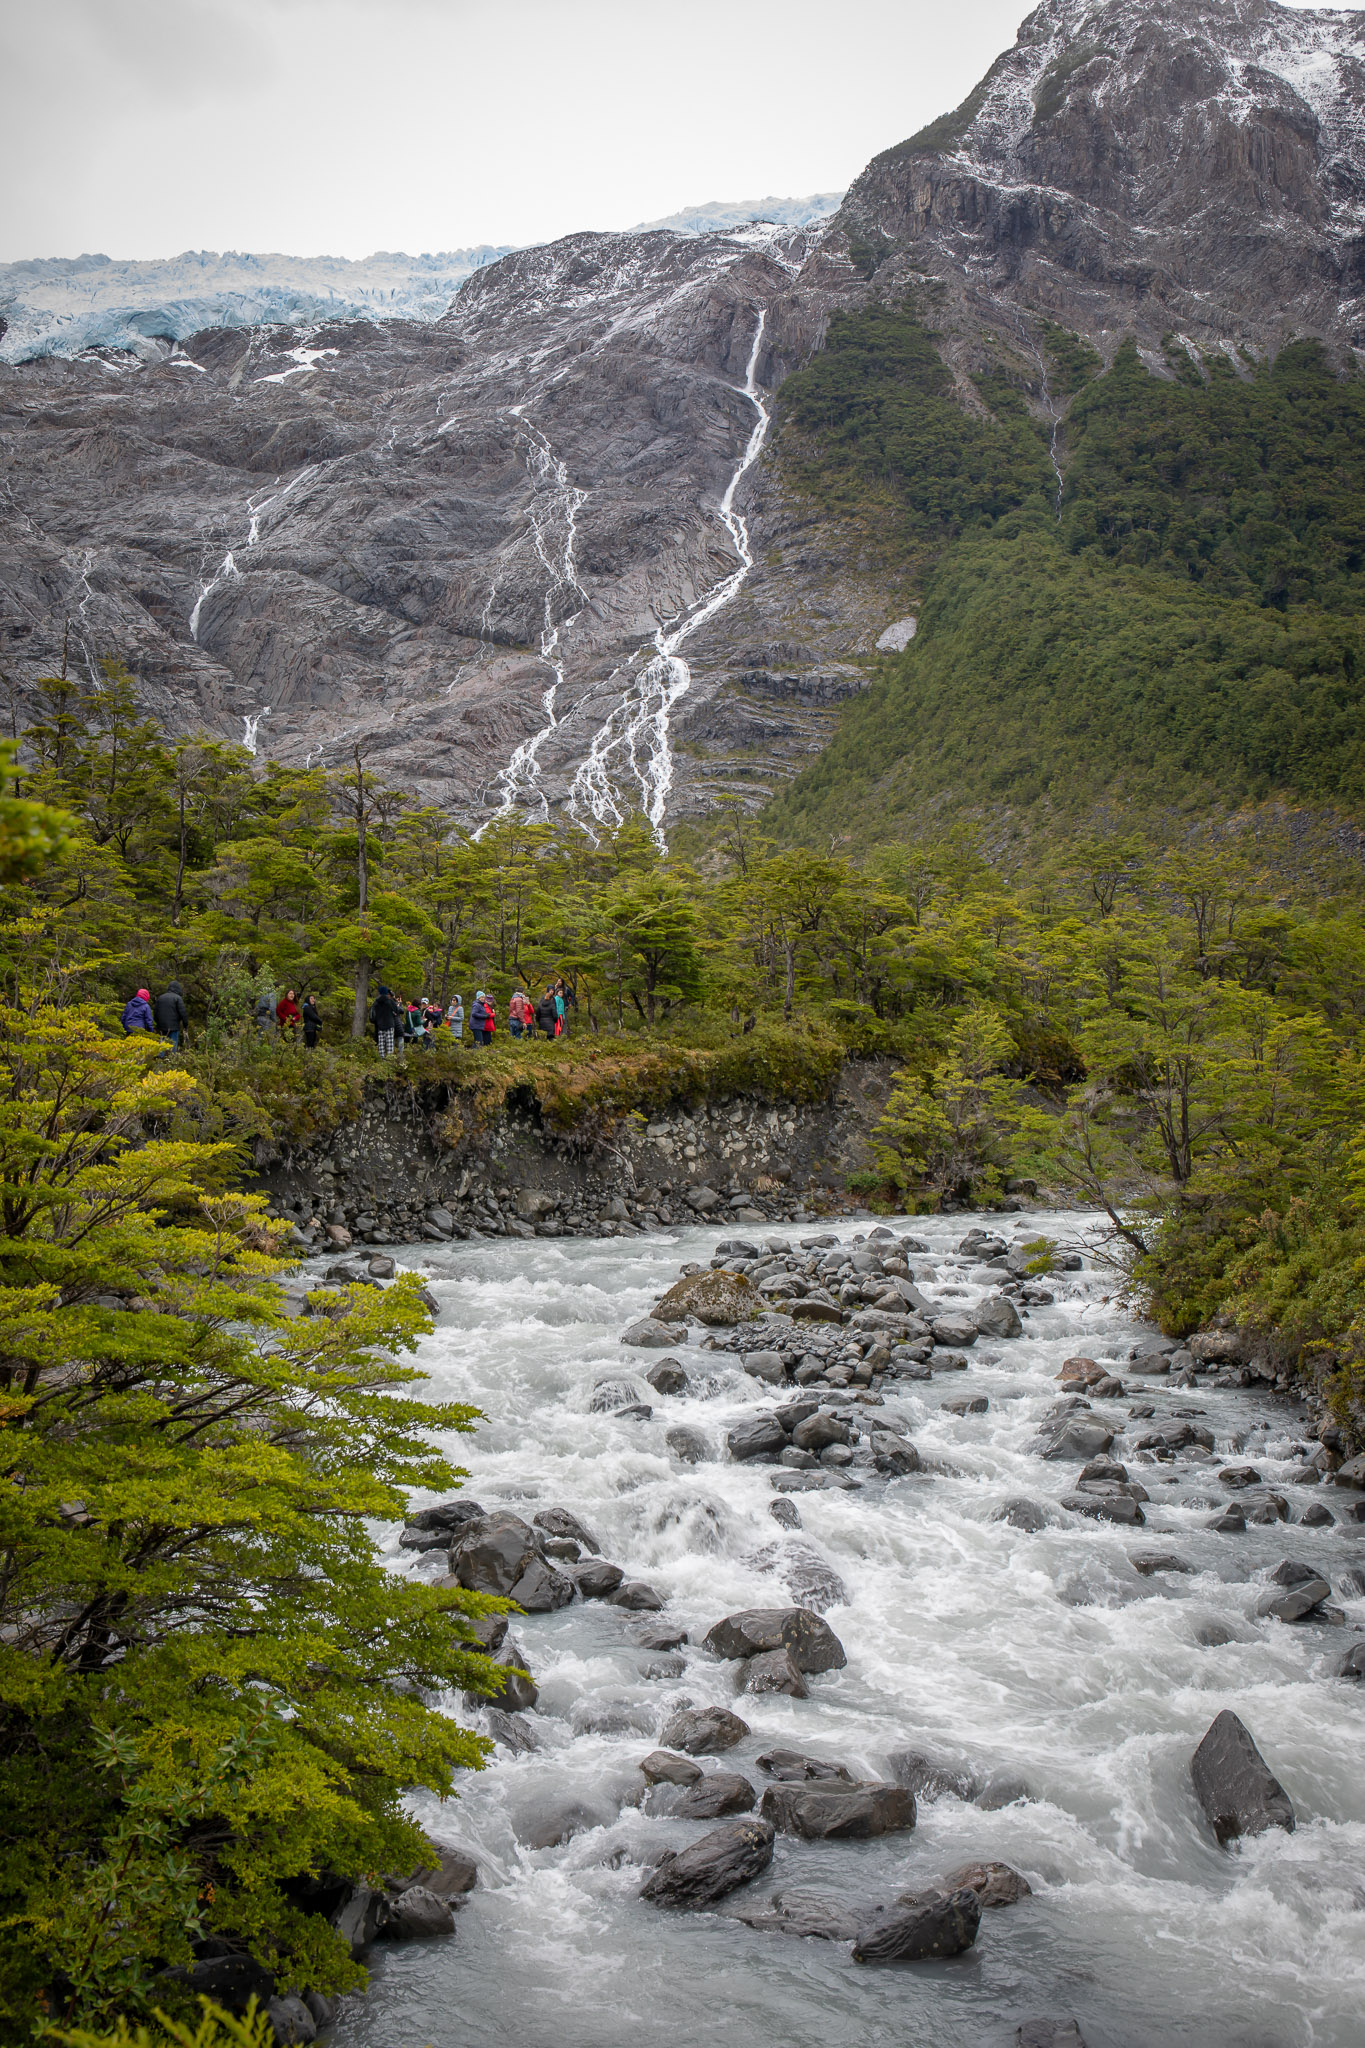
[[760, 1782, 915, 1840], [702, 1607, 847, 1673], [660, 1706, 750, 1755], [639, 1819, 775, 1906], [1191, 1709, 1295, 1844], [852, 1885, 980, 1962]]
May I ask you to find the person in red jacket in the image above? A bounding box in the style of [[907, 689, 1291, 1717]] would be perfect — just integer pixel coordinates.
[[276, 989, 301, 1035], [508, 988, 531, 1039]]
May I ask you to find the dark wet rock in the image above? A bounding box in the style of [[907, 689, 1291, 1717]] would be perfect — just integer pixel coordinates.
[[886, 1749, 976, 1803], [993, 1497, 1049, 1532], [1043, 1421, 1115, 1462], [1209, 1503, 1247, 1533], [702, 1607, 847, 1673], [639, 1819, 775, 1906], [472, 1633, 538, 1713], [411, 1848, 478, 1899], [266, 1996, 316, 2043], [1270, 1558, 1328, 1587], [640, 1749, 703, 1785], [1300, 1502, 1336, 1527], [406, 1498, 488, 1538], [1339, 1641, 1365, 1679], [941, 1395, 988, 1417], [482, 1709, 540, 1752], [568, 1559, 626, 1599], [645, 1358, 690, 1396], [608, 1580, 664, 1611], [1246, 1492, 1290, 1524], [1062, 1491, 1144, 1526], [974, 1294, 1023, 1340], [760, 1782, 916, 1839], [1132, 1553, 1195, 1576], [733, 1888, 862, 1940], [631, 1622, 688, 1651], [614, 1401, 655, 1422], [655, 1270, 763, 1327], [533, 1507, 600, 1553], [383, 1884, 455, 1939], [976, 1770, 1034, 1810], [1258, 1577, 1331, 1622], [769, 1497, 803, 1530], [774, 1397, 821, 1432], [670, 1770, 757, 1819], [1191, 1709, 1295, 1845], [743, 1648, 809, 1697], [756, 1747, 856, 1783], [1016, 2025, 1088, 2048], [1078, 1456, 1128, 1484], [666, 1425, 711, 1464], [508, 1555, 576, 1612], [621, 1318, 677, 1348], [1195, 1621, 1237, 1648], [660, 1705, 750, 1755], [770, 1471, 831, 1492], [727, 1413, 788, 1462], [518, 1798, 614, 1849], [1340, 1569, 1365, 1599], [451, 1512, 538, 1597], [791, 1412, 852, 1453], [852, 1885, 979, 1963], [867, 1429, 922, 1475], [168, 1954, 276, 2012], [639, 1651, 687, 1679], [331, 1885, 388, 1957], [1332, 1453, 1365, 1489], [934, 1860, 1032, 1909], [1218, 1465, 1263, 1490]]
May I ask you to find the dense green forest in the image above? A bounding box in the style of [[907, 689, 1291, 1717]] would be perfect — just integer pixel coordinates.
[[770, 302, 1365, 842], [5, 298, 1365, 2043]]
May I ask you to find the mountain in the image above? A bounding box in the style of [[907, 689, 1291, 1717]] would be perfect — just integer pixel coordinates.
[[3, 0, 1364, 844], [635, 194, 844, 235]]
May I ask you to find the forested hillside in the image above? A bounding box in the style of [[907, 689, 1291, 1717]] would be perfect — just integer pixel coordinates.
[[769, 302, 1365, 842]]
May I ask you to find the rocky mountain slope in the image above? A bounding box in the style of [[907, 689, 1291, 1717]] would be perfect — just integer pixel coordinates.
[[3, 0, 1364, 838]]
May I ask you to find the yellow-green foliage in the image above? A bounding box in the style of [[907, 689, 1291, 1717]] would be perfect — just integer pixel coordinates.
[[56, 1997, 272, 2048]]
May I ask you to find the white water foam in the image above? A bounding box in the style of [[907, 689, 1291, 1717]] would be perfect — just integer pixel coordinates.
[[327, 1210, 1365, 2048], [567, 309, 770, 851]]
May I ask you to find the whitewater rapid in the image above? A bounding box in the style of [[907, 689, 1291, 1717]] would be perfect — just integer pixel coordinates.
[[333, 1212, 1365, 2048]]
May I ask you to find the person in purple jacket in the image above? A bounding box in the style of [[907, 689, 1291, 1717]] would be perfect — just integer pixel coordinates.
[[121, 988, 154, 1034]]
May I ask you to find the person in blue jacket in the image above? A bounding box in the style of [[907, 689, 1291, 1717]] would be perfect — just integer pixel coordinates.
[[121, 988, 154, 1034]]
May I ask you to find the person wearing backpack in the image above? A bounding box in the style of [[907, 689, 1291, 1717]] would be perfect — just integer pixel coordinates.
[[370, 984, 400, 1057], [122, 988, 154, 1034], [508, 988, 531, 1040], [470, 990, 490, 1047], [153, 981, 188, 1049], [301, 993, 321, 1048], [535, 986, 558, 1038]]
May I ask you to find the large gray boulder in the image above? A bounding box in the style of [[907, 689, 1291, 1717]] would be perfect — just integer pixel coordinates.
[[568, 1559, 626, 1599], [702, 1607, 847, 1674], [1043, 1421, 1115, 1461], [759, 1782, 916, 1839], [931, 1315, 979, 1348], [450, 1512, 537, 1597], [934, 1860, 1032, 1909], [507, 1555, 576, 1612], [742, 1648, 808, 1697], [727, 1414, 788, 1461], [621, 1318, 677, 1348], [852, 1885, 980, 1962], [660, 1705, 750, 1755], [654, 1269, 762, 1326], [382, 1884, 455, 1940], [639, 1749, 702, 1785], [974, 1293, 1023, 1339], [667, 1771, 757, 1820], [533, 1506, 600, 1553], [639, 1819, 775, 1906], [1191, 1709, 1295, 1844]]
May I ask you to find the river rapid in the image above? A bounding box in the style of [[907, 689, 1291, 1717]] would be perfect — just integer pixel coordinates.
[[335, 1211, 1365, 2048]]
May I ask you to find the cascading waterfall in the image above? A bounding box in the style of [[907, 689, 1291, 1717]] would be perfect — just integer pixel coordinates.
[[331, 1209, 1365, 2048], [188, 466, 318, 643], [483, 412, 588, 825], [242, 708, 270, 755], [567, 308, 770, 851]]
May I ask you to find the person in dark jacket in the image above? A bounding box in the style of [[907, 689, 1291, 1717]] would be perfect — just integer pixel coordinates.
[[254, 989, 276, 1036], [302, 994, 321, 1049], [470, 991, 491, 1047], [153, 981, 188, 1049], [122, 988, 154, 1034], [535, 987, 559, 1038], [371, 984, 401, 1057]]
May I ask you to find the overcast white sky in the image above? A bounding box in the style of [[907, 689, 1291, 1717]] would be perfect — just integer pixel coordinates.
[[1, 0, 1357, 262]]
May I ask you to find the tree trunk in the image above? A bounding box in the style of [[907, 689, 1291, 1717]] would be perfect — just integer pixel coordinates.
[[784, 938, 795, 1021], [173, 786, 187, 927], [354, 748, 368, 913], [351, 955, 371, 1040]]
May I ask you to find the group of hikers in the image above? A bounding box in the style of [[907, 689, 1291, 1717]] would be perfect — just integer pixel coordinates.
[[120, 976, 572, 1055], [368, 979, 570, 1054]]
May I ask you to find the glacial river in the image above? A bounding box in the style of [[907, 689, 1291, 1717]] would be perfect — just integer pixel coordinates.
[[334, 1213, 1365, 2048]]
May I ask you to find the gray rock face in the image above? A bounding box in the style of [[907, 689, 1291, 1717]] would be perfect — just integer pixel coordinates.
[[533, 1506, 600, 1554], [934, 1860, 1032, 1909], [852, 1885, 980, 1963], [639, 1819, 776, 1907], [451, 1512, 537, 1597], [702, 1606, 847, 1673], [974, 1294, 1023, 1340], [756, 1747, 856, 1784], [660, 1706, 751, 1755], [759, 1782, 916, 1839], [1191, 1709, 1296, 1845], [667, 1770, 758, 1820]]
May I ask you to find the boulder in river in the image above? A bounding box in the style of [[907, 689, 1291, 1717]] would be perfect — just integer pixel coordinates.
[[760, 1782, 916, 1840], [666, 1425, 711, 1464], [472, 1633, 538, 1713], [1043, 1421, 1115, 1461], [660, 1705, 750, 1755], [450, 1511, 537, 1596], [702, 1607, 847, 1673], [1218, 1464, 1263, 1489], [1257, 1576, 1330, 1623], [568, 1559, 626, 1599], [639, 1819, 775, 1906], [975, 1294, 1023, 1339], [1208, 1503, 1246, 1533], [507, 1555, 576, 1612], [757, 1747, 856, 1783], [886, 1749, 977, 1803], [933, 1860, 1032, 1908], [733, 1888, 862, 1941], [993, 1497, 1050, 1532], [727, 1414, 788, 1461], [382, 1885, 455, 1940], [1062, 1491, 1144, 1526], [769, 1497, 802, 1530], [1191, 1709, 1295, 1844], [669, 1771, 758, 1820], [620, 1318, 677, 1348], [608, 1580, 664, 1611], [533, 1507, 600, 1554], [1131, 1553, 1195, 1577], [1339, 1641, 1365, 1679], [409, 1847, 478, 1899], [743, 1349, 788, 1384], [640, 1749, 703, 1785], [931, 1315, 978, 1348], [870, 1430, 922, 1474], [654, 1270, 762, 1327], [852, 1885, 980, 1962], [742, 1648, 809, 1697], [1331, 1453, 1365, 1489], [645, 1358, 690, 1396]]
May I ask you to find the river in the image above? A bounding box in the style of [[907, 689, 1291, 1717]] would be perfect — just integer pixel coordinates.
[[334, 1210, 1365, 2048]]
